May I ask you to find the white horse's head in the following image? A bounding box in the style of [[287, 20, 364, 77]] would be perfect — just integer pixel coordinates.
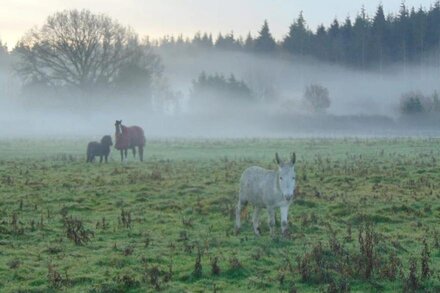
[[275, 152, 296, 201]]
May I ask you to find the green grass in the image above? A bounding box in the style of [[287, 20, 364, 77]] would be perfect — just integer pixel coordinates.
[[0, 138, 439, 292]]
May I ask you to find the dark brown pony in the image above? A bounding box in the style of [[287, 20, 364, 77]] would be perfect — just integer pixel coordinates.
[[114, 120, 146, 162], [86, 135, 113, 163]]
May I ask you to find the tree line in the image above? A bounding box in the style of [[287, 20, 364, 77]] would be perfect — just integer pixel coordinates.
[[1, 5, 439, 115], [2, 2, 439, 96], [155, 2, 440, 69]]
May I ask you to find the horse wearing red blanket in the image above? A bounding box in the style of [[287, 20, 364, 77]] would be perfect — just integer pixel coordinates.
[[114, 120, 146, 162]]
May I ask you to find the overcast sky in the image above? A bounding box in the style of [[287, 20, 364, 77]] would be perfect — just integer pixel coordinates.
[[0, 0, 436, 49]]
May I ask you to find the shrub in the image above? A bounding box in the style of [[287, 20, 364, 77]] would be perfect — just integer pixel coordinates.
[[193, 245, 203, 278], [399, 90, 440, 115], [211, 256, 221, 276], [303, 84, 331, 113], [400, 91, 425, 115], [404, 258, 420, 291], [63, 216, 93, 245], [433, 91, 440, 112], [190, 72, 254, 112]]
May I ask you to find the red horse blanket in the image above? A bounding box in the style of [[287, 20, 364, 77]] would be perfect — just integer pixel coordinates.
[[115, 125, 145, 150]]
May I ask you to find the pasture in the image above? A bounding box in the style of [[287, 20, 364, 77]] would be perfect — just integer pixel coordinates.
[[0, 138, 439, 292]]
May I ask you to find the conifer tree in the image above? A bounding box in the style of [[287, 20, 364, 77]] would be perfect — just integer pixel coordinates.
[[283, 12, 310, 55], [254, 20, 277, 52], [372, 5, 387, 71]]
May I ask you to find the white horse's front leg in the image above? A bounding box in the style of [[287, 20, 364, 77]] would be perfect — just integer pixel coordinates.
[[267, 208, 275, 237], [280, 205, 289, 236]]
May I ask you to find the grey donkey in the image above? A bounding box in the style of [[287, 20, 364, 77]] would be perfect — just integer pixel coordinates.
[[236, 152, 296, 237]]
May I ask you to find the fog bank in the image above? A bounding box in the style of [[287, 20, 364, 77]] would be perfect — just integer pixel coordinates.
[[1, 50, 440, 139]]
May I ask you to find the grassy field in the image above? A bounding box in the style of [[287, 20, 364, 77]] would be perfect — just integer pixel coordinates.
[[0, 138, 439, 292]]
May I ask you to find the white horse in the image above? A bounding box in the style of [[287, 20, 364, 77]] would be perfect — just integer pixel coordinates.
[[235, 152, 296, 237]]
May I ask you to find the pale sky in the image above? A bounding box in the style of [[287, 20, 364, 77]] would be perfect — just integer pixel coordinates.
[[0, 0, 436, 49]]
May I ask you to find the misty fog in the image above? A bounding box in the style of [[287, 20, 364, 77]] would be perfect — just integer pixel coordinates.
[[161, 48, 440, 116], [1, 49, 439, 139]]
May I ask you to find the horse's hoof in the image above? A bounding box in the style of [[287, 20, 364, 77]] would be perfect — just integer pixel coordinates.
[[282, 230, 291, 239], [254, 227, 261, 237]]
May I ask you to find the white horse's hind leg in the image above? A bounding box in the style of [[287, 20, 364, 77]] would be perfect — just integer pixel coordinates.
[[235, 200, 243, 232], [280, 206, 289, 236], [252, 207, 261, 236]]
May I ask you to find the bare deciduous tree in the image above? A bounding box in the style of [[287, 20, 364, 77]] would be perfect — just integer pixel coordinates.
[[15, 9, 161, 92]]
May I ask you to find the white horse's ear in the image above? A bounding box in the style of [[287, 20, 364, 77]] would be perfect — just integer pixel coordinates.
[[275, 152, 281, 165], [291, 152, 296, 165]]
